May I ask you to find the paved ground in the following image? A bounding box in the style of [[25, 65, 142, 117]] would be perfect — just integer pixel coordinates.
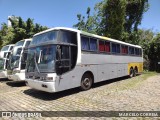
[[0, 73, 160, 119]]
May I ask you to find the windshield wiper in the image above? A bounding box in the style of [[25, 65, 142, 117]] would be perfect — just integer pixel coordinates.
[[38, 50, 42, 64]]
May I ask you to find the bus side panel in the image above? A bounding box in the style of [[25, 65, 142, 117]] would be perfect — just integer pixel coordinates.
[[55, 65, 97, 92]]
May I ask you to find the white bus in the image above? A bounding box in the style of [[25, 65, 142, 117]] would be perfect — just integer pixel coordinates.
[[7, 39, 32, 81], [0, 44, 14, 78], [25, 27, 143, 93], [0, 44, 14, 58]]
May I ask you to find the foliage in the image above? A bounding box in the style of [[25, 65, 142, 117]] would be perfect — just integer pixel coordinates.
[[148, 33, 160, 71], [73, 0, 149, 41], [73, 7, 97, 34], [100, 0, 126, 40], [0, 16, 48, 48]]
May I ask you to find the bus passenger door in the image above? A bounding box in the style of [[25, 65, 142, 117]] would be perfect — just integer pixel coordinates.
[[55, 45, 78, 91]]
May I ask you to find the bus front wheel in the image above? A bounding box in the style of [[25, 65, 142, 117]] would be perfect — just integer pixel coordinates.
[[80, 73, 93, 90]]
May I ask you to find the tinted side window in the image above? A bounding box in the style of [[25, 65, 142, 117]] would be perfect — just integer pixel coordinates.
[[112, 43, 120, 53], [90, 38, 97, 51], [60, 31, 77, 45], [25, 41, 31, 47], [105, 42, 110, 53], [121, 45, 128, 54], [81, 36, 89, 50], [9, 46, 14, 51], [112, 43, 116, 53], [99, 40, 105, 52], [129, 47, 135, 55]]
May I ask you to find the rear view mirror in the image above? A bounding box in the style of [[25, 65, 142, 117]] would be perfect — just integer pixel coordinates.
[[56, 45, 61, 61]]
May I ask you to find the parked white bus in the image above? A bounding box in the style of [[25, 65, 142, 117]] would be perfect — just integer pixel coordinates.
[[7, 39, 32, 81], [0, 45, 14, 78], [0, 44, 14, 58], [25, 27, 143, 93]]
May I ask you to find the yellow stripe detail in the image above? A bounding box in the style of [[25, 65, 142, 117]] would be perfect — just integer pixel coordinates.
[[128, 62, 143, 74]]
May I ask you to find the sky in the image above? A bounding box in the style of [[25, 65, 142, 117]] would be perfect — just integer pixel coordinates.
[[0, 0, 160, 32]]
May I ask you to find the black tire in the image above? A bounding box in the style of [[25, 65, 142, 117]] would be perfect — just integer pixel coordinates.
[[80, 73, 93, 90], [133, 69, 136, 77], [129, 68, 134, 78], [134, 67, 138, 76]]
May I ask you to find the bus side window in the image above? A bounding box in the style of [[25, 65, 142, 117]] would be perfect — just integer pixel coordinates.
[[81, 36, 89, 50], [112, 43, 120, 54], [121, 45, 128, 54], [9, 46, 14, 51], [105, 42, 110, 53], [99, 40, 105, 52], [90, 38, 97, 51], [25, 41, 31, 47], [129, 47, 135, 55], [116, 44, 120, 53], [112, 43, 116, 53]]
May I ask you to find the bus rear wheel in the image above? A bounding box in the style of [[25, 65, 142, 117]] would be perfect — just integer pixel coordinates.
[[80, 73, 93, 90], [134, 67, 138, 76], [129, 68, 135, 78]]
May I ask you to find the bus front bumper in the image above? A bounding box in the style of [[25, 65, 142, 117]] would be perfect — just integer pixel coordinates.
[[7, 73, 25, 81], [25, 79, 55, 93], [0, 70, 7, 78]]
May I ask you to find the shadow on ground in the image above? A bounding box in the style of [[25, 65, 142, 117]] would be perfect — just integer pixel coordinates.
[[0, 78, 11, 82], [23, 76, 130, 101], [6, 81, 26, 87]]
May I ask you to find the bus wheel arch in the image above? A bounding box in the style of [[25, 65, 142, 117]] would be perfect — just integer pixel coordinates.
[[80, 71, 94, 90]]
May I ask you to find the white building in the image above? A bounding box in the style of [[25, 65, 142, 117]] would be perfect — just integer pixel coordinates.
[[8, 16, 18, 27]]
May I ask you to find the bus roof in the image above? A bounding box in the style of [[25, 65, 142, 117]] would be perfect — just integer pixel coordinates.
[[6, 44, 15, 46], [34, 27, 141, 48], [18, 38, 32, 42]]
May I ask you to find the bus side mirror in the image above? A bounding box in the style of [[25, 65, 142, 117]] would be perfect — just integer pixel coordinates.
[[56, 45, 62, 75], [56, 45, 61, 61]]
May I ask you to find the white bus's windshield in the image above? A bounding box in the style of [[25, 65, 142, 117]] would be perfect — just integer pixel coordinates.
[[26, 30, 77, 73], [9, 47, 22, 69], [1, 46, 9, 51], [30, 31, 58, 46], [27, 45, 56, 73]]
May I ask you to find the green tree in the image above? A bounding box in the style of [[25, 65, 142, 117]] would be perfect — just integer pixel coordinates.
[[102, 0, 126, 40], [26, 18, 34, 38], [125, 0, 149, 33], [0, 16, 48, 48], [73, 7, 97, 34], [74, 0, 149, 42], [148, 33, 160, 71]]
